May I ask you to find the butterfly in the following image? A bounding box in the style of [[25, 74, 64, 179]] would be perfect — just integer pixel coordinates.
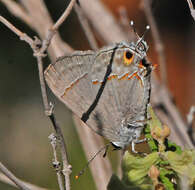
[[44, 27, 152, 153]]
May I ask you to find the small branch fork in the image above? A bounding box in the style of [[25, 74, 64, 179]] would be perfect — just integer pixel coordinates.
[[0, 0, 76, 190]]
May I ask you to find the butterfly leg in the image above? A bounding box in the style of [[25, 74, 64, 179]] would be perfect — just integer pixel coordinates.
[[131, 140, 137, 153]]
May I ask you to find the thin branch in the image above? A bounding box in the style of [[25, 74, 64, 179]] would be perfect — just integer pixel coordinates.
[[2, 0, 72, 60], [0, 162, 31, 190], [79, 0, 128, 44], [186, 0, 195, 20], [0, 0, 32, 26], [187, 106, 195, 126], [49, 134, 65, 190], [187, 106, 195, 145], [52, 0, 76, 31], [0, 16, 35, 49], [118, 6, 134, 40], [49, 114, 72, 190], [142, 0, 167, 86], [74, 3, 98, 50], [186, 0, 194, 9], [73, 115, 112, 190], [0, 2, 74, 188], [151, 75, 194, 148], [0, 173, 49, 190]]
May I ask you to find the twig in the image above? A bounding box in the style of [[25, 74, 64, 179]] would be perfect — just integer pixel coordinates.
[[30, 1, 77, 188], [73, 115, 112, 190], [52, 0, 76, 30], [151, 76, 194, 148], [186, 0, 195, 20], [187, 106, 195, 145], [79, 0, 128, 44], [0, 0, 76, 187], [49, 114, 72, 190], [33, 0, 78, 188], [186, 0, 194, 9], [1, 0, 72, 60], [142, 0, 167, 86], [0, 0, 32, 26], [0, 173, 49, 190], [0, 16, 35, 49], [0, 162, 31, 190], [187, 106, 195, 126], [118, 6, 134, 40], [49, 134, 65, 190], [0, 15, 67, 190], [74, 3, 98, 50]]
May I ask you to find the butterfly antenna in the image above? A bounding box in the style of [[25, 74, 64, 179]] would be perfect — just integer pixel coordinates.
[[130, 20, 139, 39], [141, 25, 150, 41], [135, 25, 150, 47], [75, 143, 111, 179]]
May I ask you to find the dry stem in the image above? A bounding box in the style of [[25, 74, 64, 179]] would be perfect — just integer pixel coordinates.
[[0, 0, 78, 188], [186, 0, 195, 20], [142, 0, 167, 86], [0, 173, 49, 190], [74, 3, 98, 50], [0, 162, 31, 190]]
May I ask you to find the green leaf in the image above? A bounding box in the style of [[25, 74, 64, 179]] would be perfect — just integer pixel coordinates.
[[165, 150, 195, 185], [159, 168, 176, 190], [122, 151, 160, 186]]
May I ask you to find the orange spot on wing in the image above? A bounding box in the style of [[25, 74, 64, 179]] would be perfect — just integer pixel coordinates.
[[128, 72, 143, 87], [119, 73, 129, 80], [61, 73, 87, 97], [107, 74, 117, 80], [92, 80, 99, 85]]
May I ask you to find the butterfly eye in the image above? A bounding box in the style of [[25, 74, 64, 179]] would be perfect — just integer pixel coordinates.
[[123, 50, 134, 66]]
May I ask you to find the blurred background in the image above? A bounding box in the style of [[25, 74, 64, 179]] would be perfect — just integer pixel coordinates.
[[0, 0, 194, 190]]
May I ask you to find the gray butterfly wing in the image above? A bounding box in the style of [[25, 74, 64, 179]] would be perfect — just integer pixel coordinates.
[[45, 50, 97, 118], [44, 43, 151, 143]]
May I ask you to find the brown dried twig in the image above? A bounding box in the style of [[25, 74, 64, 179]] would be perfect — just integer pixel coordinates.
[[187, 106, 195, 145], [74, 3, 98, 50], [0, 0, 77, 189], [0, 162, 31, 190], [118, 6, 135, 40], [49, 134, 65, 190], [0, 172, 49, 190], [79, 0, 128, 44], [142, 0, 167, 86], [0, 15, 69, 190], [186, 0, 195, 20], [73, 116, 112, 190], [0, 0, 72, 60]]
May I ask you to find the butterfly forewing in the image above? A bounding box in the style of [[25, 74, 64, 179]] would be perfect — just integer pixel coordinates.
[[44, 43, 151, 143], [45, 50, 96, 116]]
